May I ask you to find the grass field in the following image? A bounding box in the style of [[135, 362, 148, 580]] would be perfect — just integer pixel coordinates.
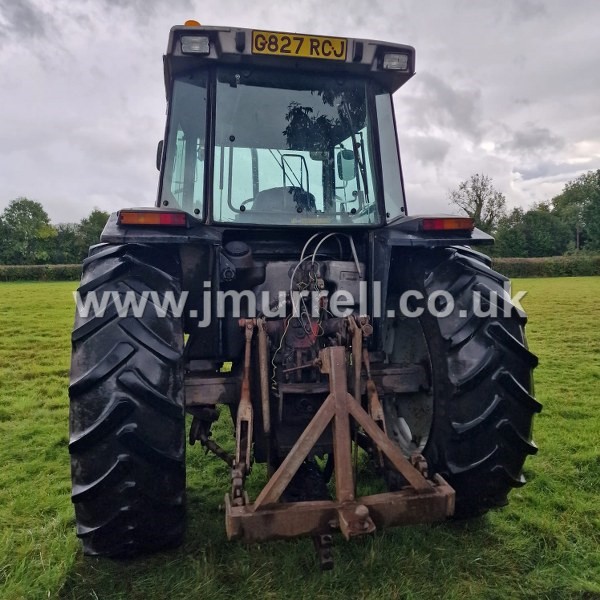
[[0, 278, 599, 599]]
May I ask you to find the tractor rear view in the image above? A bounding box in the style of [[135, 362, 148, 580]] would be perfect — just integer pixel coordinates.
[[68, 23, 540, 568]]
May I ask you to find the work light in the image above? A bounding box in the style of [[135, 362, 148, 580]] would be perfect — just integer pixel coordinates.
[[382, 52, 409, 71], [181, 35, 210, 54]]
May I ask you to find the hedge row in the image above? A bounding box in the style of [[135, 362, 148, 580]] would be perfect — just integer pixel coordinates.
[[0, 264, 82, 281], [1, 255, 599, 282], [492, 255, 600, 278]]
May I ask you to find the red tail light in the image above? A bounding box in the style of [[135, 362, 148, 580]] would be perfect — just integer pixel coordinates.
[[118, 210, 187, 227], [421, 217, 474, 232]]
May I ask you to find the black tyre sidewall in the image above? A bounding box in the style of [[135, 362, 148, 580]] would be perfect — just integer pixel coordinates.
[[69, 243, 186, 556], [408, 248, 539, 517]]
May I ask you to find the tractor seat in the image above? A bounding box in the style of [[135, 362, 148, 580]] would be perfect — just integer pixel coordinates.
[[251, 186, 316, 212], [236, 186, 317, 223], [251, 187, 297, 213]]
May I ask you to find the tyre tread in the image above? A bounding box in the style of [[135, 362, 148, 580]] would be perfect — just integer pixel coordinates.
[[414, 247, 539, 517], [69, 243, 185, 557]]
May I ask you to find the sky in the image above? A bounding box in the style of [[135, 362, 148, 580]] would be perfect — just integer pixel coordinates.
[[1, 0, 599, 223]]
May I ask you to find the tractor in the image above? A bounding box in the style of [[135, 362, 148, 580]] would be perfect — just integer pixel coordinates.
[[69, 22, 540, 568]]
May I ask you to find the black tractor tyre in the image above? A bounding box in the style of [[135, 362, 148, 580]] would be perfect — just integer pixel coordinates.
[[391, 247, 541, 518], [69, 243, 186, 556]]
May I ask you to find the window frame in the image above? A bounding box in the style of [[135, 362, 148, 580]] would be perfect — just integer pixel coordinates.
[[158, 67, 408, 227]]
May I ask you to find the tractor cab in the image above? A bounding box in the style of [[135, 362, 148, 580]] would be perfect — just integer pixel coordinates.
[[158, 25, 415, 227]]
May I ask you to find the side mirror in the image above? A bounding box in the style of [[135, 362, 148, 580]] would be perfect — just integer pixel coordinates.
[[336, 149, 356, 181], [156, 140, 163, 171]]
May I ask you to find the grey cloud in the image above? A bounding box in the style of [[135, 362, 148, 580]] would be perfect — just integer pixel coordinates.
[[0, 0, 53, 40], [514, 160, 595, 181], [509, 0, 547, 22], [98, 0, 194, 18], [405, 72, 482, 140], [1, 0, 194, 43], [501, 124, 565, 153], [405, 136, 451, 165]]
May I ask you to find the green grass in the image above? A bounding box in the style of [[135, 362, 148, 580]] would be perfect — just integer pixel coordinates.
[[0, 278, 599, 599]]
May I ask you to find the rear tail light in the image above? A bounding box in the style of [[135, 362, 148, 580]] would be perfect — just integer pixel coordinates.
[[118, 210, 187, 227], [421, 217, 474, 232]]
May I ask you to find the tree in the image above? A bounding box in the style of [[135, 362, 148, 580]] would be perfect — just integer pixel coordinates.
[[582, 184, 600, 251], [0, 218, 8, 263], [77, 209, 110, 256], [522, 208, 571, 257], [50, 223, 81, 264], [492, 205, 571, 258], [551, 169, 600, 251], [493, 208, 527, 257], [449, 174, 507, 233], [0, 198, 55, 264]]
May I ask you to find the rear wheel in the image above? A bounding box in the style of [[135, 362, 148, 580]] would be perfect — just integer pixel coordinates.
[[385, 247, 540, 517], [69, 243, 185, 556]]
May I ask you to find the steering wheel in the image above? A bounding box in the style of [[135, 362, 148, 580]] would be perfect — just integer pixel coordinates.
[[333, 193, 357, 205], [239, 197, 255, 211]]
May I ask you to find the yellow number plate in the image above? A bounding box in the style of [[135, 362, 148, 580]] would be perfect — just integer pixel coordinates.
[[252, 30, 347, 61]]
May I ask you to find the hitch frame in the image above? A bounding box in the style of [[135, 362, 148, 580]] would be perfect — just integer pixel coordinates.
[[225, 326, 455, 549]]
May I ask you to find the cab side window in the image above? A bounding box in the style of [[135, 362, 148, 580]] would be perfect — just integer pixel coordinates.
[[160, 73, 208, 217]]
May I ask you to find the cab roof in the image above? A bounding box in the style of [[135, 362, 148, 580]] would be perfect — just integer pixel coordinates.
[[163, 25, 416, 100]]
